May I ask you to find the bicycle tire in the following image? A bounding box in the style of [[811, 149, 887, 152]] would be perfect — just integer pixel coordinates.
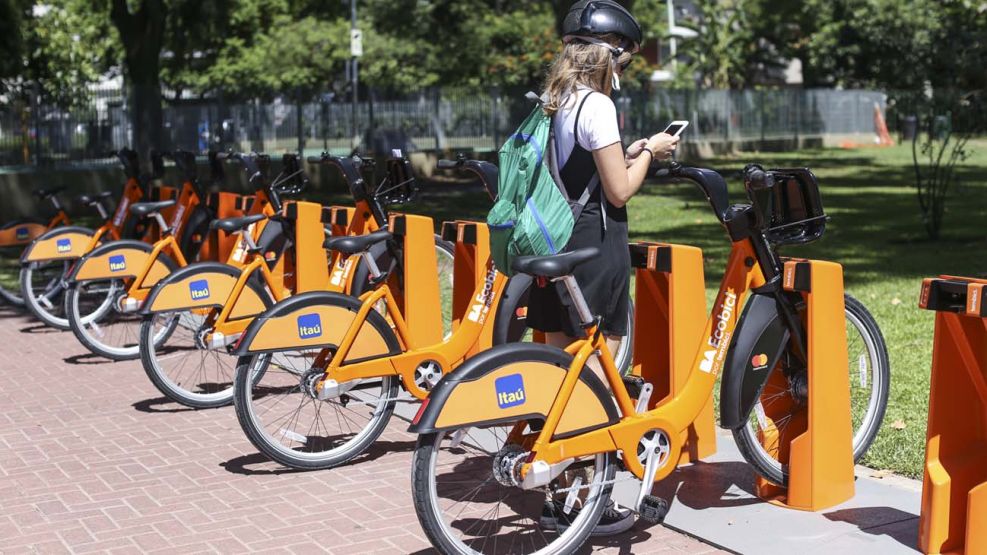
[[734, 293, 890, 485]]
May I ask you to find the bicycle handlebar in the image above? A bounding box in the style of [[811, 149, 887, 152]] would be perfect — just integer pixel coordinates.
[[437, 155, 499, 200], [662, 163, 731, 223]]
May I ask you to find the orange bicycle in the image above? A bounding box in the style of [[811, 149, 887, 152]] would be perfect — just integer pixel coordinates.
[[19, 149, 150, 329], [62, 151, 274, 360], [408, 162, 890, 554], [0, 186, 74, 305]]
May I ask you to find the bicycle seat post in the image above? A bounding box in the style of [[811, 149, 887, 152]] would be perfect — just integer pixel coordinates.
[[94, 199, 109, 220], [558, 275, 594, 330]]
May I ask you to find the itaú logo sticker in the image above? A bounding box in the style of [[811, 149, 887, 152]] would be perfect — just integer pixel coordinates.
[[495, 373, 526, 409], [297, 313, 322, 339], [56, 238, 72, 253], [15, 227, 29, 240], [189, 279, 210, 300], [108, 254, 126, 272]]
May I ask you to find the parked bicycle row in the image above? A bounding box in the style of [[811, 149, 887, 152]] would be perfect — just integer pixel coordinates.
[[0, 142, 896, 553]]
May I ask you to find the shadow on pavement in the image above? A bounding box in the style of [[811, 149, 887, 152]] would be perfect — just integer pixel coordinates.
[[64, 352, 109, 365], [132, 396, 199, 414], [824, 506, 919, 549], [652, 460, 762, 510], [219, 439, 417, 476], [19, 323, 60, 334]]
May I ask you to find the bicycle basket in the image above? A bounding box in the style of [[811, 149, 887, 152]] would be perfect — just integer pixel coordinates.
[[373, 156, 419, 206], [764, 168, 826, 246]]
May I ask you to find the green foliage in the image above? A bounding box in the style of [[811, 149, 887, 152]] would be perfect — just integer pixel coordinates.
[[197, 15, 351, 98], [683, 1, 760, 89]]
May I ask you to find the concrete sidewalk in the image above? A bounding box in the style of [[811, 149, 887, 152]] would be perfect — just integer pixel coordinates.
[[611, 430, 922, 554]]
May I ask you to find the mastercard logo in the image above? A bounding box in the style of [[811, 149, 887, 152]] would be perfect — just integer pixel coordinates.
[[751, 354, 769, 367]]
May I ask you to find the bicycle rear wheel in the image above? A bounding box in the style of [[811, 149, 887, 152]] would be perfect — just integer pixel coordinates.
[[734, 293, 890, 485], [0, 247, 25, 305], [20, 260, 72, 329], [412, 425, 616, 555]]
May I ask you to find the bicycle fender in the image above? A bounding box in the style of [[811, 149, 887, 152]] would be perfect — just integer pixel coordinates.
[[719, 293, 791, 430], [139, 262, 265, 319], [491, 273, 532, 345], [68, 240, 170, 284], [0, 220, 47, 246], [409, 344, 619, 437], [233, 291, 401, 361], [20, 226, 95, 263]]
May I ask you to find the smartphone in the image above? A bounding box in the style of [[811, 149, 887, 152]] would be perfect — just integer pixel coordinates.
[[662, 120, 690, 137]]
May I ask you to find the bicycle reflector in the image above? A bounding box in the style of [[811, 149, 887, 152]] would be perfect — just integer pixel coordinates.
[[411, 397, 431, 426]]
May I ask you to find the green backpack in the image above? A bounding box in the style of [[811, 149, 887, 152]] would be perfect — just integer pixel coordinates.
[[487, 93, 601, 276]]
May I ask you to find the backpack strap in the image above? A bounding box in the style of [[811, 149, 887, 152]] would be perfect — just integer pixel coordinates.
[[548, 90, 607, 231]]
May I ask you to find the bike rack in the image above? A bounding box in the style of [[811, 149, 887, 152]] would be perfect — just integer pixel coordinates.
[[917, 276, 987, 554], [442, 220, 494, 356], [755, 259, 855, 510], [389, 213, 442, 348], [283, 201, 330, 293], [629, 242, 717, 463], [206, 192, 246, 261]]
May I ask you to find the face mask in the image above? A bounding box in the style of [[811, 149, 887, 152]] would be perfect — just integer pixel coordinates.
[[612, 65, 621, 91]]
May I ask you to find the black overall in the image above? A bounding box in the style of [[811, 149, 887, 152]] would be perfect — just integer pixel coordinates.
[[527, 92, 631, 338]]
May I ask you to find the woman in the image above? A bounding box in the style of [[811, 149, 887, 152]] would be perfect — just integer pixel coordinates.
[[529, 0, 679, 381], [530, 0, 681, 537]]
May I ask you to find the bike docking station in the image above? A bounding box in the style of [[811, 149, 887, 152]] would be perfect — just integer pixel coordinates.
[[387, 213, 443, 347], [753, 259, 855, 511], [917, 276, 987, 555], [441, 219, 495, 357], [627, 241, 717, 463]]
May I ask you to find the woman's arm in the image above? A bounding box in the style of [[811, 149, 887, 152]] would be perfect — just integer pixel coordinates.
[[595, 133, 679, 208]]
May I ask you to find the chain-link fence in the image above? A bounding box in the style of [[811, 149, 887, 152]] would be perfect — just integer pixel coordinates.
[[0, 86, 887, 167]]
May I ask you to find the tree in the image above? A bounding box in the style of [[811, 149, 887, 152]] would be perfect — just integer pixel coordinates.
[[0, 0, 28, 86], [107, 0, 166, 165]]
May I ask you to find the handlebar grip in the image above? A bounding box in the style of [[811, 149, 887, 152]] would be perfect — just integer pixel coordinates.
[[436, 159, 460, 170]]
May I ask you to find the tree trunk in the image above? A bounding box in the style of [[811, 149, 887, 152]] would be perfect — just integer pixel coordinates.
[[110, 0, 166, 172]]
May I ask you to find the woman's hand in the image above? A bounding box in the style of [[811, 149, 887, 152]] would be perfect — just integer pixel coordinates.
[[646, 132, 680, 160], [624, 138, 649, 168]]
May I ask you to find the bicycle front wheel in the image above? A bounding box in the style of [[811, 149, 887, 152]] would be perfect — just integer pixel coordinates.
[[233, 349, 399, 470], [734, 293, 890, 485]]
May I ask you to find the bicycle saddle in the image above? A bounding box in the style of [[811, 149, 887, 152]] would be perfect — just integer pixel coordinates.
[[210, 213, 266, 233], [129, 199, 176, 217], [324, 229, 392, 255], [511, 247, 600, 278], [33, 186, 65, 199], [77, 191, 114, 205]]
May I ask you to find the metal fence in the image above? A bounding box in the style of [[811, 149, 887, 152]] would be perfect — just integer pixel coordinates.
[[0, 87, 887, 167]]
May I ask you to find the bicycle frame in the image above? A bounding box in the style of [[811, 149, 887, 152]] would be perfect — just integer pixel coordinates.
[[67, 178, 206, 306], [415, 238, 766, 486], [142, 199, 378, 348], [20, 176, 143, 264], [235, 217, 501, 400]]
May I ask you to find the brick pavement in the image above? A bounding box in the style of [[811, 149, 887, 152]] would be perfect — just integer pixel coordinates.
[[0, 304, 724, 554]]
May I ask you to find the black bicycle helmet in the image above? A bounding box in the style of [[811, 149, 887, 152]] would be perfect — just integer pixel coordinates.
[[562, 0, 642, 50]]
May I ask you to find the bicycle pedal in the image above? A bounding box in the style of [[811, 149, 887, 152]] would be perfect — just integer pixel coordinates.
[[637, 495, 669, 524]]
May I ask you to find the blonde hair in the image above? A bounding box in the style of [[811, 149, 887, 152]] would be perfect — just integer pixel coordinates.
[[542, 34, 633, 116]]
